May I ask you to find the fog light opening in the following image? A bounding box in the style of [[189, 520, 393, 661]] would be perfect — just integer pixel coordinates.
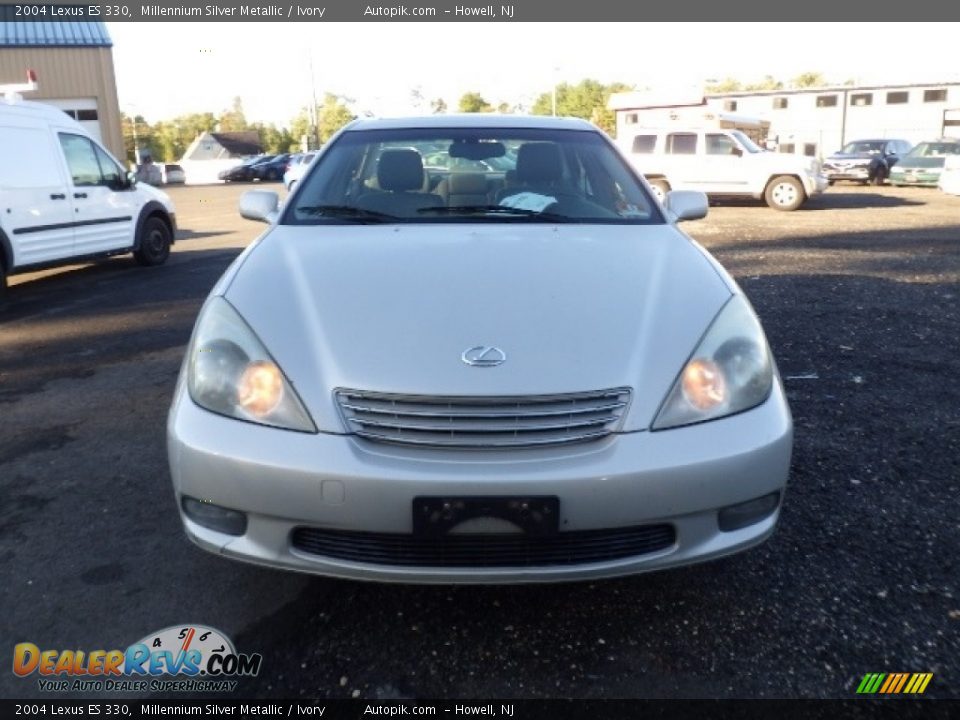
[[182, 496, 247, 536], [717, 492, 781, 532]]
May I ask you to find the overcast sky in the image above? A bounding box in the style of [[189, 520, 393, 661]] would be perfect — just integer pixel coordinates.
[[109, 22, 960, 126]]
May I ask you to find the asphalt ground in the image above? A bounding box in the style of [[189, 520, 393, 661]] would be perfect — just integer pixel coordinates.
[[1, 182, 958, 700]]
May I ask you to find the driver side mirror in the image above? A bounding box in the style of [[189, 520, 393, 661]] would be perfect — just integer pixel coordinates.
[[125, 170, 137, 189]]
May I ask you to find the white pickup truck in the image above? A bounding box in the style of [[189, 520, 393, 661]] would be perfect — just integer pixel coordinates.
[[618, 128, 828, 210]]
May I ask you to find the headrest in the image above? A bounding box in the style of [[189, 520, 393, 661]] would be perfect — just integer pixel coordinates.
[[377, 149, 424, 192], [447, 173, 488, 194], [516, 143, 562, 184]]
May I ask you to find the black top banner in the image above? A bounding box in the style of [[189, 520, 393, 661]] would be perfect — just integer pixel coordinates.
[[2, 699, 959, 720], [0, 0, 957, 22]]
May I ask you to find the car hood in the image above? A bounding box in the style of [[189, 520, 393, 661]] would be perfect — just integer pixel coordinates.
[[826, 152, 877, 162], [223, 223, 733, 433], [893, 157, 946, 170]]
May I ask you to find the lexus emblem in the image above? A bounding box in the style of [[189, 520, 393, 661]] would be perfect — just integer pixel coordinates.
[[462, 345, 506, 367]]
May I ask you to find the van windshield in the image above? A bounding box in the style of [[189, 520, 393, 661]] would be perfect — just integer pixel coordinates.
[[730, 131, 762, 153], [283, 127, 663, 225]]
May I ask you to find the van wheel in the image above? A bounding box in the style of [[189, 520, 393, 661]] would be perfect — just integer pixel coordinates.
[[764, 176, 805, 211], [649, 179, 670, 204], [0, 264, 7, 301], [134, 217, 172, 266]]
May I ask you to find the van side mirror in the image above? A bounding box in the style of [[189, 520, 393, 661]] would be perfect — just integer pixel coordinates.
[[126, 170, 138, 189]]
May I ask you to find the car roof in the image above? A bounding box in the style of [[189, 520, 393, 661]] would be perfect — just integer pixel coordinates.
[[343, 114, 598, 132]]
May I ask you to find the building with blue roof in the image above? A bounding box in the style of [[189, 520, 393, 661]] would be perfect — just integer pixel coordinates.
[[0, 21, 123, 158]]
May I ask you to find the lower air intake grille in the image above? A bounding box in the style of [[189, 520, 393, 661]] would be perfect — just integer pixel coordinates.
[[291, 524, 676, 567]]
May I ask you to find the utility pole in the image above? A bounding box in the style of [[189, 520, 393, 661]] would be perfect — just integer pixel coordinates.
[[308, 51, 320, 150]]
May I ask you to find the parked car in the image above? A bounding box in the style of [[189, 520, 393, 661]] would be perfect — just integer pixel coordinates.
[[160, 163, 186, 185], [1, 93, 176, 297], [218, 155, 271, 182], [822, 138, 913, 185], [939, 155, 960, 195], [888, 139, 960, 187], [250, 153, 291, 182], [618, 127, 828, 210], [167, 115, 793, 583], [283, 152, 316, 190]]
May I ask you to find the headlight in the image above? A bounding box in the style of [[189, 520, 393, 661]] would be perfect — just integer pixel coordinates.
[[653, 295, 773, 430], [187, 297, 316, 433]]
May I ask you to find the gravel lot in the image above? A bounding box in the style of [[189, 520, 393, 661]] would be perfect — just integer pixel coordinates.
[[1, 183, 958, 700]]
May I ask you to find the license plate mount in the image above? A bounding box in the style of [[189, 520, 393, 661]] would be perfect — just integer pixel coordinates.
[[413, 496, 560, 537]]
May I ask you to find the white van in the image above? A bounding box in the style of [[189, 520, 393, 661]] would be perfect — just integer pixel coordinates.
[[1, 85, 176, 296], [619, 127, 828, 211]]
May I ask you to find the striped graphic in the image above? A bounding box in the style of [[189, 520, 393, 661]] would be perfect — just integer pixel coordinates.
[[856, 672, 933, 694]]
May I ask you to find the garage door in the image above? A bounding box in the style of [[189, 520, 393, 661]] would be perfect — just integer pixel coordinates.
[[41, 98, 103, 145]]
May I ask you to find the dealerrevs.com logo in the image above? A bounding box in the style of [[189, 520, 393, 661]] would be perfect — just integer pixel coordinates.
[[13, 624, 262, 693]]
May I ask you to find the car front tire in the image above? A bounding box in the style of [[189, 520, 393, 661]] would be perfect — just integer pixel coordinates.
[[764, 175, 805, 211], [134, 216, 172, 267]]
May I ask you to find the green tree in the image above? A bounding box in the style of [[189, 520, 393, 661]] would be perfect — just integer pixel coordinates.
[[458, 92, 493, 113], [251, 123, 295, 154], [290, 93, 356, 150], [705, 77, 743, 93], [792, 71, 827, 89], [218, 96, 248, 132], [318, 93, 356, 142], [745, 75, 783, 91], [530, 79, 632, 135]]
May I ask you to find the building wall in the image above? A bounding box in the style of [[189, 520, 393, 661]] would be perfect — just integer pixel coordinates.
[[615, 83, 960, 159], [0, 47, 124, 159]]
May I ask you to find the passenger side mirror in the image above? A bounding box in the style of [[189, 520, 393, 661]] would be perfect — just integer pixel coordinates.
[[664, 190, 708, 222], [239, 190, 280, 224]]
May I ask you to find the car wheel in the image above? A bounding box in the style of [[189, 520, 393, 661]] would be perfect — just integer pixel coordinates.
[[764, 175, 805, 211], [268, 169, 279, 182], [0, 262, 7, 302], [134, 216, 172, 267], [648, 179, 670, 204], [827, 180, 835, 186]]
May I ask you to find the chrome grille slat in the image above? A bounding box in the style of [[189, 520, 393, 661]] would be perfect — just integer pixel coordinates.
[[339, 400, 627, 418], [336, 388, 631, 449]]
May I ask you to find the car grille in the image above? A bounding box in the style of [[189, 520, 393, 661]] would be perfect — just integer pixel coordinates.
[[291, 524, 676, 567], [335, 388, 632, 449]]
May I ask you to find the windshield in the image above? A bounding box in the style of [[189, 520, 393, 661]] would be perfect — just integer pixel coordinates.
[[907, 142, 960, 158], [730, 130, 762, 153], [284, 127, 662, 225], [840, 141, 885, 155]]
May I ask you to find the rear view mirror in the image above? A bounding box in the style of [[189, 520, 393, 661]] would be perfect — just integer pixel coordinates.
[[449, 140, 506, 161]]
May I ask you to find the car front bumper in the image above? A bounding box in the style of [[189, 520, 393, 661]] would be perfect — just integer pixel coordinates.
[[823, 166, 871, 181], [889, 171, 941, 186], [167, 383, 793, 584], [804, 173, 829, 195]]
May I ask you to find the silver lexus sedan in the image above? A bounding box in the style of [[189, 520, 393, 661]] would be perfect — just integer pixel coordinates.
[[167, 115, 793, 583]]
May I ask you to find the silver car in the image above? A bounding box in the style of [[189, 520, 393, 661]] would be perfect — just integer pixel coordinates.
[[167, 115, 793, 584]]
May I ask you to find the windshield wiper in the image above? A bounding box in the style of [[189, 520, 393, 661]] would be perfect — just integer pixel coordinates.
[[295, 205, 397, 223], [416, 205, 573, 222]]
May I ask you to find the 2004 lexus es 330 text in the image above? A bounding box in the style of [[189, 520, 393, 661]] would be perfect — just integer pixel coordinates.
[[167, 115, 793, 583]]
